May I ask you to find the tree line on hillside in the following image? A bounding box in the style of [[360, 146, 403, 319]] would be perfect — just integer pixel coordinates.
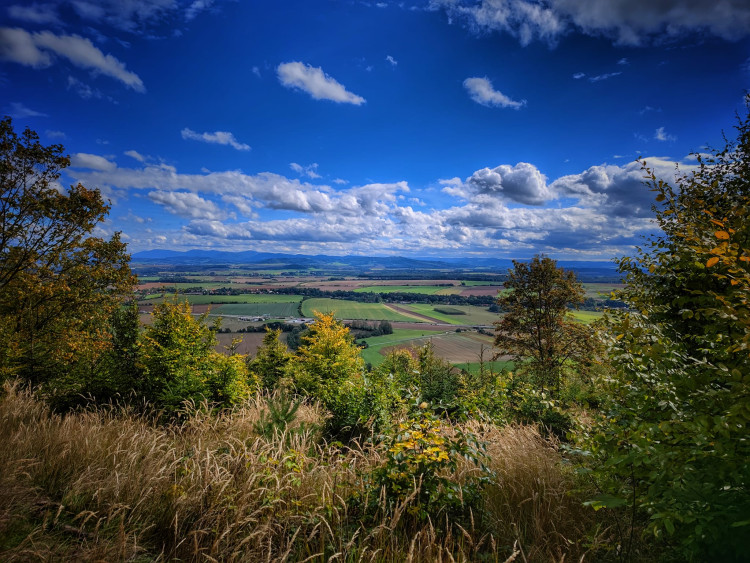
[[138, 282, 623, 311], [1, 106, 748, 561]]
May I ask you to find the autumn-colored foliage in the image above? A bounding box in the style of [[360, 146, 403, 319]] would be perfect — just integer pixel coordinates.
[[139, 299, 256, 414], [2, 110, 748, 561], [583, 100, 750, 559], [0, 117, 134, 400]]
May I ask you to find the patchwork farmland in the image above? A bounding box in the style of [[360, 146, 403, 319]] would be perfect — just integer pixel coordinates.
[[134, 274, 610, 366]]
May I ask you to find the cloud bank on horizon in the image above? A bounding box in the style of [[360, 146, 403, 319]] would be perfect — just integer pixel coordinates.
[[2, 0, 749, 260], [66, 152, 689, 258]]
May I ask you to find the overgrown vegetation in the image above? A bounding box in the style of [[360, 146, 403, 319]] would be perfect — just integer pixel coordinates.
[[1, 105, 749, 560], [578, 101, 750, 561], [0, 383, 599, 561]]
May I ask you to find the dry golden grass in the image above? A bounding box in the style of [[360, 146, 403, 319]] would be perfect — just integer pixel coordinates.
[[0, 382, 601, 562]]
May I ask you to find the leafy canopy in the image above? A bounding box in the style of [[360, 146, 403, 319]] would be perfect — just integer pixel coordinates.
[[585, 100, 750, 559], [494, 254, 593, 396], [0, 117, 134, 393]]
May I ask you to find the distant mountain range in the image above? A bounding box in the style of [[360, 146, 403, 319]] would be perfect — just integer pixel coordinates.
[[131, 249, 456, 270], [130, 249, 619, 279]]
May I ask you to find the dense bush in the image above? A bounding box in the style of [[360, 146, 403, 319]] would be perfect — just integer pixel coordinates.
[[581, 101, 750, 560], [139, 300, 256, 415], [357, 402, 490, 526]]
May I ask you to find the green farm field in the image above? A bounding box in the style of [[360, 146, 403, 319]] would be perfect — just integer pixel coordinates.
[[569, 310, 604, 324], [582, 282, 625, 299], [367, 330, 497, 367], [358, 329, 443, 366], [301, 298, 416, 321], [400, 304, 499, 325], [353, 285, 461, 295]]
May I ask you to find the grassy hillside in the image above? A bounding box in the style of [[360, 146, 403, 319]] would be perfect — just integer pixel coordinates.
[[0, 383, 601, 562]]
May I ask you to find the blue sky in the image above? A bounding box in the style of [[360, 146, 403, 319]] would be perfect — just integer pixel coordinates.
[[2, 1, 749, 261]]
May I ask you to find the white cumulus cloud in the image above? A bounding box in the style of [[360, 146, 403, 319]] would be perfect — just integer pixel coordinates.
[[181, 128, 251, 151], [148, 190, 224, 220], [0, 27, 145, 91], [70, 152, 116, 171], [462, 162, 551, 205], [550, 157, 685, 217], [277, 61, 366, 105], [65, 150, 693, 259], [463, 77, 525, 109]]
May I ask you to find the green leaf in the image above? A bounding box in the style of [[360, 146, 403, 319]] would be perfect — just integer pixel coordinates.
[[583, 494, 627, 511], [664, 518, 675, 535]]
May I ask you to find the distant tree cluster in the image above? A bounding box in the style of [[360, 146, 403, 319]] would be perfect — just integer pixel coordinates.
[[276, 286, 497, 306], [345, 319, 393, 339], [238, 321, 307, 333]]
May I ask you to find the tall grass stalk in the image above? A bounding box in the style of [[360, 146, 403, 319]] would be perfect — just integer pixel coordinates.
[[0, 382, 599, 561]]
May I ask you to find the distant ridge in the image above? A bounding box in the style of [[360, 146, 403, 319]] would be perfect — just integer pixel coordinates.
[[130, 249, 619, 280], [131, 249, 457, 270]]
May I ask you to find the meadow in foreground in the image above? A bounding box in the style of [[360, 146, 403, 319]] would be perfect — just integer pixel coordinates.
[[0, 383, 603, 562]]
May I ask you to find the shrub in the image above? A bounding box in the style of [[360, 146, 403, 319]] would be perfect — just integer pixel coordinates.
[[582, 101, 750, 560], [502, 371, 573, 439], [139, 299, 255, 416], [357, 402, 490, 526], [247, 328, 291, 390]]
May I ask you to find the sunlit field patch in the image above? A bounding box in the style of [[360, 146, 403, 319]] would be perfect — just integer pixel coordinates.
[[300, 298, 416, 321]]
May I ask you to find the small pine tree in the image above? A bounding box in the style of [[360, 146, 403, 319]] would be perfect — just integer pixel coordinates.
[[247, 328, 291, 390], [139, 299, 252, 415], [253, 392, 302, 442]]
